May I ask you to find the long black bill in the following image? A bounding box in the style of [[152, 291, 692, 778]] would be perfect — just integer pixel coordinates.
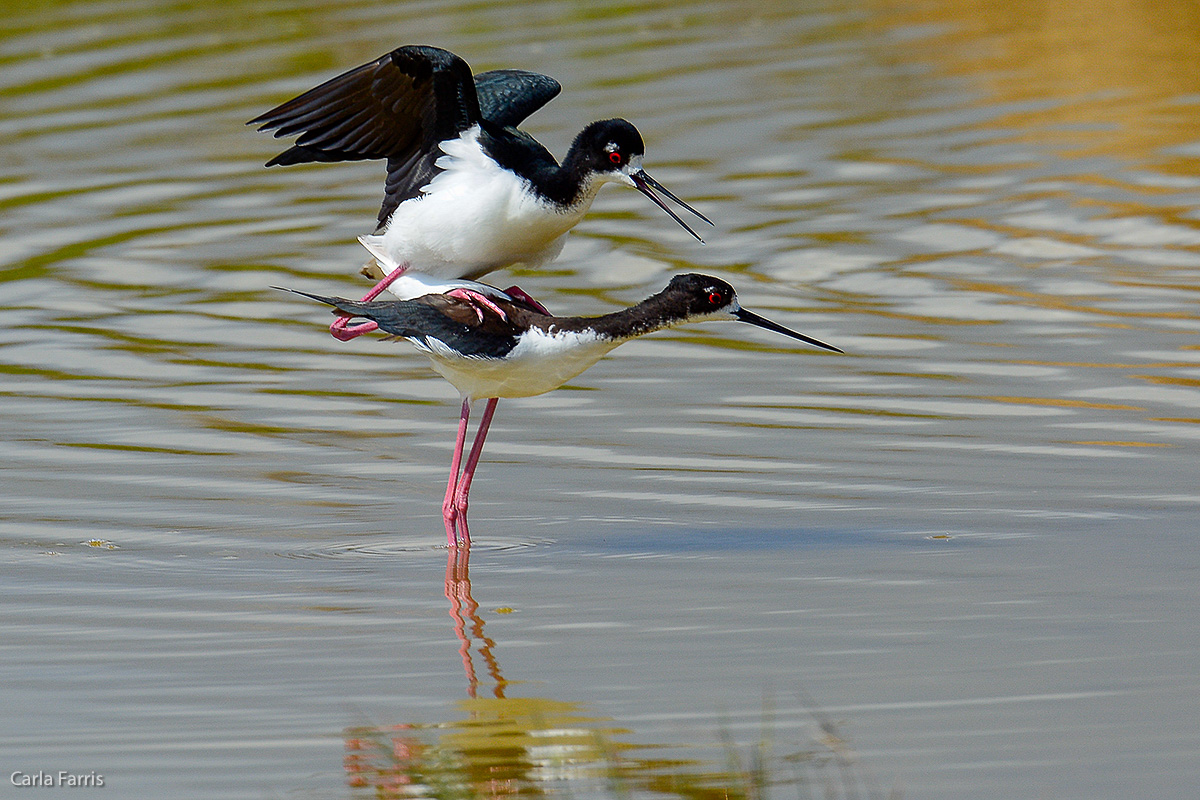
[[733, 307, 843, 353], [630, 169, 714, 244]]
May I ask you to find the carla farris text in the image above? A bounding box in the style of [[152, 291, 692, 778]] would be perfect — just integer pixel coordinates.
[[11, 771, 104, 788]]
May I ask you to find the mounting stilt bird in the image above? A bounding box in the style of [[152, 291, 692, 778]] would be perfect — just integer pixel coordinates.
[[279, 274, 842, 547], [250, 44, 713, 310]]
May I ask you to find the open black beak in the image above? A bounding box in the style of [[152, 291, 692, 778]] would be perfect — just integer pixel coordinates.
[[630, 169, 714, 244], [733, 307, 843, 353]]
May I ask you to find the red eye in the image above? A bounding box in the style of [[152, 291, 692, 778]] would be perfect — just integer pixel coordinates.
[[608, 151, 622, 164], [708, 291, 722, 305]]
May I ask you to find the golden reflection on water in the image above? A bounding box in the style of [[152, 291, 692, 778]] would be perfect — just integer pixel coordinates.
[[343, 547, 874, 800], [871, 0, 1200, 167], [4, 2, 1200, 797], [855, 0, 1200, 288], [808, 0, 1200, 463]]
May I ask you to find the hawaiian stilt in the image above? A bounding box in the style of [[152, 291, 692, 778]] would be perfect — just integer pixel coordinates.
[[250, 45, 711, 294], [279, 274, 841, 546]]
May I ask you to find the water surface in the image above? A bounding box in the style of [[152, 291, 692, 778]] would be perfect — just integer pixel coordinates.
[[2, 1, 1199, 798]]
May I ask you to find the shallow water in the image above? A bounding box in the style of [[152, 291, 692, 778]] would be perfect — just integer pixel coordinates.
[[3, 0, 1199, 798]]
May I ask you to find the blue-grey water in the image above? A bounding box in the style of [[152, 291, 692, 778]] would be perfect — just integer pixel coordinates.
[[3, 1, 1199, 798]]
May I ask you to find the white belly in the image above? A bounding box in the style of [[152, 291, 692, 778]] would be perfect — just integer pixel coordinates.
[[420, 329, 623, 400], [377, 126, 596, 280]]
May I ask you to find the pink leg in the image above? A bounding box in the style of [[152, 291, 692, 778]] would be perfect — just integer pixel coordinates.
[[445, 288, 508, 323], [330, 264, 409, 341], [443, 397, 472, 546], [450, 397, 499, 547], [503, 285, 551, 315]]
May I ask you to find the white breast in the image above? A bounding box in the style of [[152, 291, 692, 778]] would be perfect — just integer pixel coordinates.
[[376, 126, 596, 280], [418, 328, 624, 400]]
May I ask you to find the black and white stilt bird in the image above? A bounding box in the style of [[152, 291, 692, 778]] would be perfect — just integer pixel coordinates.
[[279, 274, 841, 546], [251, 44, 712, 313]]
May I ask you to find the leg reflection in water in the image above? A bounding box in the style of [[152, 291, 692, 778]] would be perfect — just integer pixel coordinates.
[[344, 548, 888, 798], [444, 544, 505, 698]]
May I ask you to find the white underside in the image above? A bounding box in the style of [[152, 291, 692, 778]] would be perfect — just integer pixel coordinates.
[[414, 327, 625, 399], [365, 125, 607, 288], [357, 237, 514, 301]]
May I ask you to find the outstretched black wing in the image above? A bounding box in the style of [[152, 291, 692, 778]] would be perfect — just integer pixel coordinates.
[[251, 46, 560, 230], [250, 45, 477, 165], [474, 69, 561, 128]]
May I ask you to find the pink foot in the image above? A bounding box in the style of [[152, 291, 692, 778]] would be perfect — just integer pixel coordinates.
[[503, 285, 550, 315], [330, 318, 379, 341], [329, 265, 408, 342], [446, 288, 508, 324]]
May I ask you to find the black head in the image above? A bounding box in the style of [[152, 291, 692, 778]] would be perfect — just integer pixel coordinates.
[[569, 119, 714, 242], [664, 274, 843, 353], [572, 118, 646, 176], [663, 273, 738, 317]]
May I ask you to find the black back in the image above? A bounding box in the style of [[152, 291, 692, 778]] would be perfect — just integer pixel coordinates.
[[283, 287, 544, 360], [281, 272, 842, 362], [250, 45, 561, 228]]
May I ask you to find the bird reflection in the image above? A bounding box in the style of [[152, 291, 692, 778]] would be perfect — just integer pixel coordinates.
[[344, 547, 633, 797], [444, 544, 505, 698], [342, 547, 874, 799]]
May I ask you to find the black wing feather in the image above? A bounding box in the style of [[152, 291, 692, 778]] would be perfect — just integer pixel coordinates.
[[251, 47, 560, 229], [251, 45, 480, 226], [474, 69, 561, 128], [280, 288, 523, 359], [251, 45, 475, 162]]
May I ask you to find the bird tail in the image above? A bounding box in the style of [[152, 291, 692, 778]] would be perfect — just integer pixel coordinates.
[[273, 286, 426, 339], [274, 286, 368, 317], [357, 235, 401, 274]]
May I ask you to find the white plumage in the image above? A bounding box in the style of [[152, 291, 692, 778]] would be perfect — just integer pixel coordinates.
[[418, 327, 619, 400], [361, 126, 617, 289]]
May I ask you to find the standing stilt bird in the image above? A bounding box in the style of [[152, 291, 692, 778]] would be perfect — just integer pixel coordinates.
[[250, 44, 712, 309], [279, 274, 841, 546]]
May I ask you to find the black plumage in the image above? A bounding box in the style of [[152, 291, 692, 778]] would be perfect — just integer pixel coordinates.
[[250, 44, 712, 242], [280, 274, 843, 363], [282, 287, 535, 359], [250, 45, 560, 229]]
